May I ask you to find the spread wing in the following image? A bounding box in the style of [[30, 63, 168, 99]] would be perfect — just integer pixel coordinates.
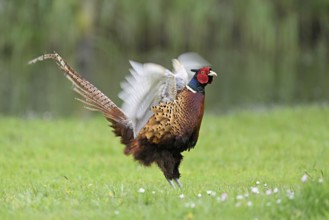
[[177, 52, 210, 81], [119, 61, 177, 136], [119, 53, 210, 136]]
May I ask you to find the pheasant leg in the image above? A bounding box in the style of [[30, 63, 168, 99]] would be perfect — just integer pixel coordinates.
[[167, 178, 176, 189], [174, 178, 183, 188]]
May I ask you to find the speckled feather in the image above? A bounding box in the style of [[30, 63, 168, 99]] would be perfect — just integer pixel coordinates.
[[28, 53, 134, 145], [29, 52, 214, 184], [127, 88, 205, 155]]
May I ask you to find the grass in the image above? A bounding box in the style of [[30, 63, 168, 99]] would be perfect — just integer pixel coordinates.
[[0, 105, 328, 219]]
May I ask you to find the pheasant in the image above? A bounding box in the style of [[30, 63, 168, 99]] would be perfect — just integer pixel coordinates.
[[29, 52, 217, 188]]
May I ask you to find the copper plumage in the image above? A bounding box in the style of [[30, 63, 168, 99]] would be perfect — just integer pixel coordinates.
[[29, 52, 217, 188]]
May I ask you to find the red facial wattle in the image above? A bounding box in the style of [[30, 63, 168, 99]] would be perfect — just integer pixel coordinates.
[[196, 67, 210, 84]]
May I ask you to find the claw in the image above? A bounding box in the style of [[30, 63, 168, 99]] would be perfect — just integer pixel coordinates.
[[174, 178, 183, 188], [167, 179, 176, 189]]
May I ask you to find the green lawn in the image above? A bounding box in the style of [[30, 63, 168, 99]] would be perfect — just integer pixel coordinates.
[[1, 105, 329, 219]]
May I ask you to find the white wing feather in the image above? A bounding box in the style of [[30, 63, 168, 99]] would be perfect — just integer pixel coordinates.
[[178, 52, 210, 80], [119, 53, 210, 136], [119, 62, 177, 135]]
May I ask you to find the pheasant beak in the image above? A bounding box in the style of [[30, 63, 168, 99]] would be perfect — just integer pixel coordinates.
[[208, 70, 217, 77]]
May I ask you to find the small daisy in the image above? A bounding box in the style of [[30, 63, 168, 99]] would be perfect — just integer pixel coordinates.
[[221, 193, 228, 201], [236, 195, 244, 200], [251, 186, 260, 194], [197, 193, 202, 198], [138, 188, 145, 193], [247, 201, 253, 207], [256, 181, 260, 185], [179, 194, 185, 199], [206, 190, 213, 195], [273, 187, 279, 193], [265, 189, 272, 196], [286, 189, 294, 200], [301, 174, 308, 183]]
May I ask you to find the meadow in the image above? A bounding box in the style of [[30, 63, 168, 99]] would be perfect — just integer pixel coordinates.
[[0, 105, 328, 219]]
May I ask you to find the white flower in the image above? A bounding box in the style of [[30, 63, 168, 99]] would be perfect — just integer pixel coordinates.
[[318, 178, 324, 183], [138, 188, 145, 193], [286, 189, 294, 200], [276, 199, 282, 204], [206, 190, 213, 195], [251, 186, 260, 194], [197, 193, 202, 198], [184, 202, 195, 208], [263, 183, 268, 187], [301, 174, 308, 183], [256, 181, 260, 185], [152, 191, 156, 194], [273, 187, 279, 193], [244, 193, 249, 198], [179, 194, 185, 199], [247, 201, 253, 207], [206, 190, 216, 196], [221, 193, 228, 201], [236, 195, 244, 200], [265, 189, 272, 196]]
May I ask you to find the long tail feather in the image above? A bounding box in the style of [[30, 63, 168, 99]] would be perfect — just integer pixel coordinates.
[[29, 52, 134, 145]]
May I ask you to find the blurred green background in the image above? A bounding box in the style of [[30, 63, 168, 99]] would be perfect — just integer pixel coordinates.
[[1, 0, 328, 117]]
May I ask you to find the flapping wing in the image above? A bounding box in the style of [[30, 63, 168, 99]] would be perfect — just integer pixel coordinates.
[[177, 52, 210, 81], [119, 53, 210, 136], [119, 61, 177, 136]]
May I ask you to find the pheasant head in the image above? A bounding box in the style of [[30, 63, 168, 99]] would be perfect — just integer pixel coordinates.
[[187, 67, 217, 93]]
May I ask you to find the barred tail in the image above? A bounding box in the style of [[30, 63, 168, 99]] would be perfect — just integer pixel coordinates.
[[29, 52, 134, 145]]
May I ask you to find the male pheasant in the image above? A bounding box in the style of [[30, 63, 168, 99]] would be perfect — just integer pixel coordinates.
[[29, 52, 217, 188]]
